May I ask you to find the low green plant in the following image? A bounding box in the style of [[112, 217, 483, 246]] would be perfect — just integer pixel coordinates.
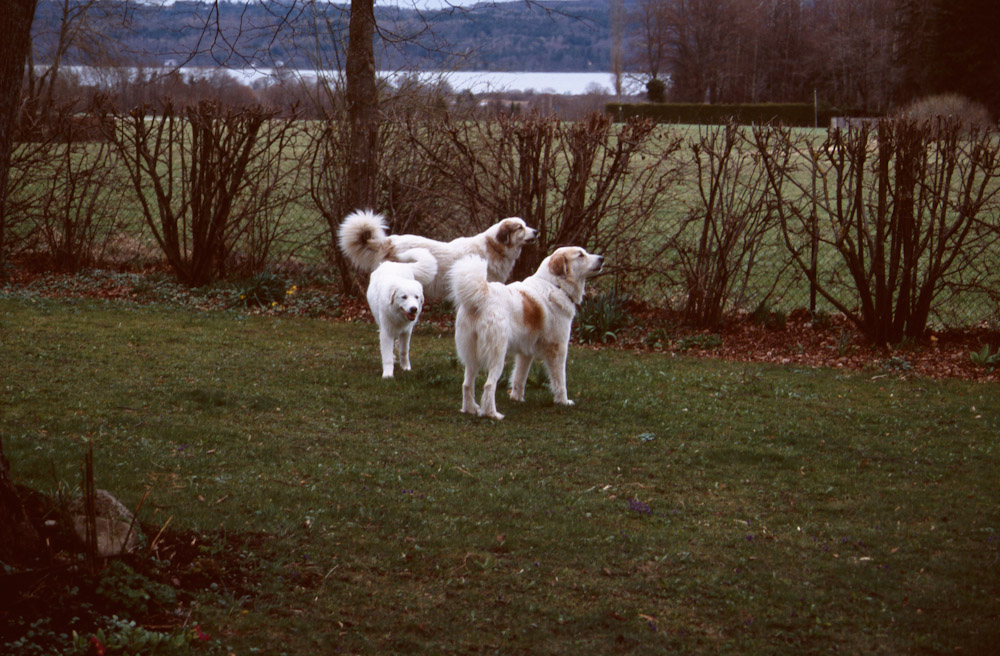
[[879, 354, 913, 373], [576, 289, 631, 344], [829, 328, 855, 357], [71, 616, 206, 656], [750, 301, 787, 330], [810, 309, 833, 330], [643, 325, 674, 349], [3, 618, 76, 656], [970, 344, 1000, 369], [675, 332, 723, 351], [233, 272, 290, 309], [96, 561, 178, 617]]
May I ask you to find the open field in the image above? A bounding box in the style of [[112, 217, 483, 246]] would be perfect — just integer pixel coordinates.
[[2, 296, 998, 654]]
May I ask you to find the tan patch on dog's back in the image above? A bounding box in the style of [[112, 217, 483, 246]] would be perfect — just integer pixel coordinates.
[[520, 291, 544, 333]]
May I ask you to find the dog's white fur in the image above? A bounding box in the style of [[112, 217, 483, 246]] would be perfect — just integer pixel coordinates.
[[338, 209, 537, 301], [450, 247, 604, 419], [366, 248, 437, 378]]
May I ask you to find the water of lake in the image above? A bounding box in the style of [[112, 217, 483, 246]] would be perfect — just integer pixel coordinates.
[[228, 68, 623, 96], [61, 65, 629, 97]]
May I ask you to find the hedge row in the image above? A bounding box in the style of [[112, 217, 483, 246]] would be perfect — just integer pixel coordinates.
[[605, 102, 841, 127]]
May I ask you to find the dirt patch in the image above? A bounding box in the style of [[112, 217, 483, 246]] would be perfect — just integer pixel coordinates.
[[0, 487, 272, 644], [613, 304, 999, 382]]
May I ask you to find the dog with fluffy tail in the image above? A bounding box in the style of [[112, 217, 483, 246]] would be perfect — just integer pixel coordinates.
[[366, 248, 437, 378], [337, 209, 537, 302], [450, 246, 604, 419]]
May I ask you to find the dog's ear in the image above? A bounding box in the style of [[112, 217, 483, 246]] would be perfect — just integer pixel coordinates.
[[496, 221, 513, 245], [548, 252, 567, 278]]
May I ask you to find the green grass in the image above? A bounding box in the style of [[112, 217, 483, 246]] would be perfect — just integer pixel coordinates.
[[2, 296, 999, 654]]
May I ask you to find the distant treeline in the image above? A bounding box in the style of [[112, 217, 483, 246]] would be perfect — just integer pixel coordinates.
[[30, 0, 614, 73]]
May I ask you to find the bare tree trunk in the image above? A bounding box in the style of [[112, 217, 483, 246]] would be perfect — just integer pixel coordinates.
[[0, 0, 39, 277], [0, 0, 45, 565], [346, 0, 378, 212]]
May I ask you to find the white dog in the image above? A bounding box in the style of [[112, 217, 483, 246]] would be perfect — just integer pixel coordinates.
[[366, 248, 437, 378], [338, 209, 537, 301], [450, 247, 604, 419]]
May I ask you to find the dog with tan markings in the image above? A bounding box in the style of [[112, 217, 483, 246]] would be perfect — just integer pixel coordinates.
[[337, 209, 537, 302], [449, 247, 604, 420]]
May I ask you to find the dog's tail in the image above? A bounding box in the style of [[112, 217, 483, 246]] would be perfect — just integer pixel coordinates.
[[337, 209, 391, 272], [450, 255, 491, 313], [396, 247, 438, 290]]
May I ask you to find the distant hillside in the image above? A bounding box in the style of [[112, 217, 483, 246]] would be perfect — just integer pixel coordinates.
[[31, 0, 614, 73]]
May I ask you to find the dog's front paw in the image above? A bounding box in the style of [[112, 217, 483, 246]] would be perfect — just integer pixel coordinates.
[[461, 403, 481, 415], [480, 409, 505, 420], [555, 398, 575, 407], [509, 389, 525, 402]]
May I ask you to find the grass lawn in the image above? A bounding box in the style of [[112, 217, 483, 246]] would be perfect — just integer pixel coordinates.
[[1, 296, 998, 654]]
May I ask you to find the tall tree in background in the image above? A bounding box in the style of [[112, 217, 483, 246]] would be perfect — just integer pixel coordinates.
[[661, 0, 737, 103], [634, 0, 903, 112], [892, 0, 937, 105], [752, 0, 809, 102], [346, 0, 378, 212], [610, 0, 624, 100], [928, 0, 1000, 116], [629, 0, 670, 91], [0, 0, 44, 564], [0, 0, 39, 277], [817, 0, 895, 113]]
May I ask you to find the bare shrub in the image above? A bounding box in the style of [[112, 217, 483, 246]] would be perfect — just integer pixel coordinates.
[[401, 111, 683, 282], [755, 118, 1000, 344], [98, 100, 304, 286], [224, 118, 314, 278], [28, 142, 127, 271], [659, 121, 782, 328], [306, 89, 454, 293], [3, 141, 49, 261], [5, 107, 127, 271]]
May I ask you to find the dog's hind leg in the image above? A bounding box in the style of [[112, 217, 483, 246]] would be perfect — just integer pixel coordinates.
[[478, 357, 506, 420], [508, 353, 533, 401], [461, 364, 481, 415]]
